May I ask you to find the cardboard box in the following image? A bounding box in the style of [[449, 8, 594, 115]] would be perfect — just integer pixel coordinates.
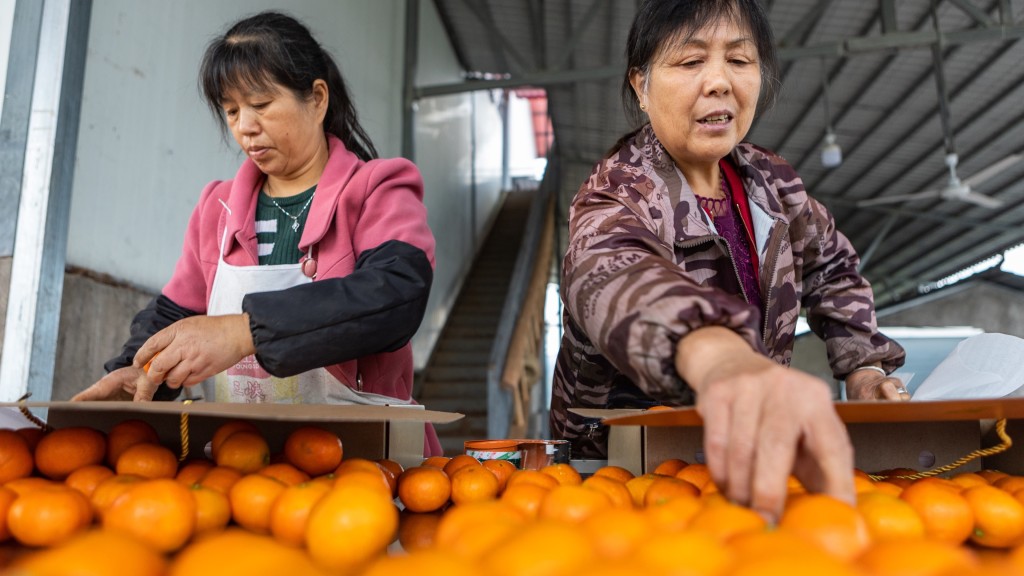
[[574, 397, 1024, 477], [1, 401, 463, 471]]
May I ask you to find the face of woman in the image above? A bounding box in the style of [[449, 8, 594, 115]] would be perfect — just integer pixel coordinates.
[[220, 80, 328, 186], [633, 18, 762, 174]]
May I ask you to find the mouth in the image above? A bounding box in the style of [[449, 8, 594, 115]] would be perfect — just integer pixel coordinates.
[[247, 146, 269, 159], [698, 113, 733, 125]]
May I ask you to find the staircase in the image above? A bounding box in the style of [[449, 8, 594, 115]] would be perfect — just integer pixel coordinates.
[[418, 190, 534, 456]]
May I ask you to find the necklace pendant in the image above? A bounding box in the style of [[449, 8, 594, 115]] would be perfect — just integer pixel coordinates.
[[291, 219, 300, 232]]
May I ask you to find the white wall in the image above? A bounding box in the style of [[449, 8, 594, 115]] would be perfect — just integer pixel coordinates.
[[0, 0, 13, 122], [67, 1, 404, 293]]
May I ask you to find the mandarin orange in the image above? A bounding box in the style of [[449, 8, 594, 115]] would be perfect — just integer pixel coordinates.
[[34, 426, 106, 480], [282, 426, 343, 477], [103, 478, 196, 552], [105, 419, 160, 467], [398, 466, 451, 513], [0, 429, 34, 484]]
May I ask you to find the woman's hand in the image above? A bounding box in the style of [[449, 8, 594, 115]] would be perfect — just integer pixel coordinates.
[[72, 366, 152, 401], [130, 314, 257, 393], [846, 369, 909, 401], [675, 326, 854, 524]]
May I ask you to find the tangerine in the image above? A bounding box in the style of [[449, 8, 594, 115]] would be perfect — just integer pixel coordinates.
[[105, 419, 160, 467], [421, 455, 451, 469], [14, 427, 46, 452], [481, 459, 516, 494], [397, 510, 444, 553], [10, 528, 167, 576], [688, 497, 767, 542], [643, 492, 703, 533], [191, 484, 232, 536], [900, 477, 975, 544], [282, 426, 343, 477], [258, 462, 311, 486], [856, 538, 978, 576], [592, 465, 635, 483], [652, 458, 688, 476], [198, 466, 244, 494], [580, 506, 652, 560], [64, 464, 115, 498], [169, 528, 332, 576], [856, 490, 926, 541], [962, 484, 1024, 548], [643, 476, 701, 506], [442, 454, 482, 478], [103, 478, 197, 552], [398, 466, 452, 513], [89, 474, 144, 518], [450, 464, 500, 505], [210, 419, 260, 460], [269, 480, 331, 546], [115, 442, 179, 479], [34, 426, 106, 480], [0, 486, 17, 541], [305, 483, 399, 571], [779, 494, 870, 560], [175, 459, 215, 487], [540, 462, 583, 486], [7, 486, 93, 546], [538, 484, 611, 524], [227, 473, 287, 534], [675, 463, 714, 492], [500, 481, 550, 519], [506, 468, 559, 492], [215, 431, 270, 474], [582, 474, 635, 508], [0, 429, 34, 484]]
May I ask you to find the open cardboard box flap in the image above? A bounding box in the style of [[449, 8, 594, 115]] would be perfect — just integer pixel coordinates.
[[1, 401, 464, 470], [570, 398, 1024, 475]]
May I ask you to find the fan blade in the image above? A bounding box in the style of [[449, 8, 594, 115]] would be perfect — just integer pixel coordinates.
[[963, 154, 1024, 188], [857, 189, 942, 207], [961, 191, 1004, 209]]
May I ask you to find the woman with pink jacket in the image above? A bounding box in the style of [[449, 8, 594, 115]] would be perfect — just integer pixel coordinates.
[[75, 12, 439, 454]]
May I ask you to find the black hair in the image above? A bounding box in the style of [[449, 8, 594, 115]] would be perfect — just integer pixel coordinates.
[[199, 11, 378, 162], [621, 0, 780, 128]]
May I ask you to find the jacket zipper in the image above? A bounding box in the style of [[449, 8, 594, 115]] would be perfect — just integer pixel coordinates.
[[759, 223, 789, 345], [674, 235, 750, 305]]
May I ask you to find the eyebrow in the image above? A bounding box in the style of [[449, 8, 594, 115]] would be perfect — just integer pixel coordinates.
[[682, 38, 755, 49]]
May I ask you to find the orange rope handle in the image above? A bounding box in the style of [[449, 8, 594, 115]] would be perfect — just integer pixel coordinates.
[[178, 399, 192, 462], [868, 418, 1012, 481], [16, 393, 53, 432]]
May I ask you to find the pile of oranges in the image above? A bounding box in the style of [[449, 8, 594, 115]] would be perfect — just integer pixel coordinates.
[[1, 420, 1024, 576]]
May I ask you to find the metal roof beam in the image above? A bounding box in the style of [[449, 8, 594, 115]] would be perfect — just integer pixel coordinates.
[[456, 0, 532, 72], [946, 0, 996, 27], [880, 0, 898, 33], [780, 0, 835, 47], [818, 196, 1021, 232], [555, 0, 611, 71], [779, 24, 1024, 59], [415, 65, 620, 99]]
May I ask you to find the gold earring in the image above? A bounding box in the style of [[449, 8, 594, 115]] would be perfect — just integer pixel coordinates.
[[640, 102, 647, 111]]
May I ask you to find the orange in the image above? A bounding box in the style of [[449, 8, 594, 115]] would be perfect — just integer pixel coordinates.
[[335, 457, 390, 481], [377, 458, 405, 496], [873, 480, 905, 496], [115, 441, 178, 479], [994, 476, 1024, 495], [688, 497, 767, 542], [64, 463, 115, 498], [433, 500, 525, 558], [481, 459, 516, 494], [538, 484, 611, 524], [624, 473, 660, 507], [191, 484, 232, 536], [361, 548, 481, 576], [89, 474, 144, 518], [643, 492, 703, 533], [8, 486, 93, 546], [421, 455, 451, 469], [732, 553, 862, 576], [900, 477, 975, 544], [500, 481, 550, 519], [0, 486, 16, 541], [953, 472, 993, 490], [643, 476, 701, 506], [198, 465, 244, 494], [305, 483, 399, 571], [450, 464, 500, 505], [652, 458, 688, 476], [397, 510, 444, 553], [228, 473, 287, 534], [398, 466, 451, 513], [103, 478, 197, 552], [582, 474, 635, 508], [962, 484, 1024, 548], [10, 528, 167, 576], [635, 529, 732, 576], [540, 462, 583, 486], [258, 462, 311, 486], [0, 429, 34, 484], [780, 494, 870, 561], [215, 431, 270, 474], [334, 468, 394, 498], [269, 480, 331, 546], [853, 475, 876, 494], [592, 465, 635, 483], [443, 454, 482, 478], [14, 427, 46, 452], [34, 426, 106, 480], [210, 419, 260, 460], [730, 529, 834, 562], [169, 528, 332, 576], [857, 490, 926, 541], [282, 426, 343, 477], [487, 520, 595, 576], [176, 459, 215, 486], [675, 463, 714, 492], [506, 468, 559, 492], [856, 538, 978, 576], [105, 418, 160, 467], [5, 476, 58, 496], [977, 470, 1011, 484], [580, 506, 652, 560]]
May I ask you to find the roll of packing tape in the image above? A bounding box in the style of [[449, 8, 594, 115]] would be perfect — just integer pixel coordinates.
[[464, 439, 523, 469], [517, 439, 570, 470]]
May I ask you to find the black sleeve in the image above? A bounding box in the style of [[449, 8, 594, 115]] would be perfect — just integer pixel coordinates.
[[242, 240, 433, 377], [104, 294, 200, 401]]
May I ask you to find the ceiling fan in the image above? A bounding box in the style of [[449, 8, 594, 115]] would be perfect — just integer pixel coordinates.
[[858, 152, 1022, 209], [857, 1, 1020, 211]]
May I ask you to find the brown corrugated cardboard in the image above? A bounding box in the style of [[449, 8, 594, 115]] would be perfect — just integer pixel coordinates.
[[575, 398, 1024, 475], [2, 401, 463, 471]]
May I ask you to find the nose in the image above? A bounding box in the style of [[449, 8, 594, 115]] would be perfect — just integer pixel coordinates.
[[704, 61, 731, 96], [237, 107, 260, 134]]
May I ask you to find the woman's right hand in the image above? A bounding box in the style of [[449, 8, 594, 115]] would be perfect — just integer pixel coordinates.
[[675, 326, 855, 524], [72, 366, 159, 402]]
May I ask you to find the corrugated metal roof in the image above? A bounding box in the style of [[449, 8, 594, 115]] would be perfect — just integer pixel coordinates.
[[432, 0, 1024, 306]]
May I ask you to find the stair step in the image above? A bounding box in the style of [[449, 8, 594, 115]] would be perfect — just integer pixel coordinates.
[[419, 380, 487, 399], [424, 366, 488, 381], [420, 396, 487, 414], [429, 350, 490, 366], [434, 339, 492, 353], [444, 326, 497, 338]]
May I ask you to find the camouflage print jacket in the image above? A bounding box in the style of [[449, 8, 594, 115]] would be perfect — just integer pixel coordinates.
[[551, 124, 905, 459]]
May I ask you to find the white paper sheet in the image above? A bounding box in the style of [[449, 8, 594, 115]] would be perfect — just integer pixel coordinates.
[[911, 332, 1024, 401]]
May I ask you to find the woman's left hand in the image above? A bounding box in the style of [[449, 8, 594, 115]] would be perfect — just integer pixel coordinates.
[[131, 314, 257, 396], [846, 370, 909, 401]]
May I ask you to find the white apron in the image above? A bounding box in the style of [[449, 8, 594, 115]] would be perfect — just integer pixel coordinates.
[[201, 226, 411, 406]]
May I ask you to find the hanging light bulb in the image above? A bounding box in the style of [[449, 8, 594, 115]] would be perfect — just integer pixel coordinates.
[[821, 129, 843, 168]]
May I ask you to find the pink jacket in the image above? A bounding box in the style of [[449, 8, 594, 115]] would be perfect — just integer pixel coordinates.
[[163, 135, 436, 402]]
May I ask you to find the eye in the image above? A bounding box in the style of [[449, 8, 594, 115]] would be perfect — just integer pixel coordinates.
[[253, 101, 271, 110], [223, 107, 238, 119], [680, 59, 704, 68]]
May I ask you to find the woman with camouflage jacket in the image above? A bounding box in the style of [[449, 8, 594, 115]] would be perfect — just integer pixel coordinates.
[[551, 0, 906, 523]]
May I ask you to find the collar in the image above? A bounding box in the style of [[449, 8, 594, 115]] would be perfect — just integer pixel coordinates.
[[222, 135, 362, 258]]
